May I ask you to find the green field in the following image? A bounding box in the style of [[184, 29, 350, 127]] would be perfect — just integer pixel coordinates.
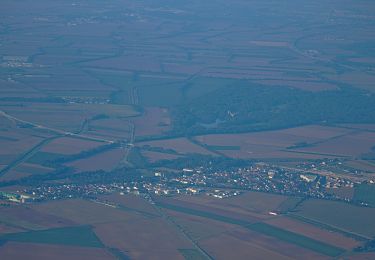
[[354, 184, 375, 207], [247, 223, 345, 257], [0, 226, 103, 248]]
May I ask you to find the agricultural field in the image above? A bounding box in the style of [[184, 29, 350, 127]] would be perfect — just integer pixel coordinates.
[[344, 160, 375, 174], [1, 0, 375, 259], [0, 226, 103, 248], [0, 205, 76, 231], [293, 132, 375, 158], [0, 126, 52, 167], [0, 192, 374, 259], [141, 150, 182, 163], [138, 138, 215, 156], [154, 193, 357, 259], [265, 216, 360, 250], [199, 231, 299, 260], [0, 243, 114, 260], [66, 147, 126, 172], [98, 193, 160, 217], [193, 125, 375, 172], [165, 191, 290, 216], [353, 184, 375, 207], [326, 186, 355, 201], [0, 102, 139, 133], [0, 197, 202, 259], [164, 210, 237, 242], [86, 118, 132, 141], [133, 107, 171, 138], [94, 218, 192, 260], [30, 199, 135, 225], [1, 0, 375, 171], [292, 199, 375, 238], [40, 137, 104, 155], [0, 163, 53, 182]]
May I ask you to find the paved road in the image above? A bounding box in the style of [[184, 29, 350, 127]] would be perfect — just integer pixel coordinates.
[[0, 110, 114, 144], [0, 135, 61, 178], [0, 109, 118, 178]]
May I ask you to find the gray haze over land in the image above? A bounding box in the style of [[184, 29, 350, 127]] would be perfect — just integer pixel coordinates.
[[1, 1, 375, 259]]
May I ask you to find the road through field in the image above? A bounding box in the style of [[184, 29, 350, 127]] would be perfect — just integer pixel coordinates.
[[0, 110, 116, 179], [0, 135, 61, 178], [0, 110, 113, 144], [150, 196, 213, 260]]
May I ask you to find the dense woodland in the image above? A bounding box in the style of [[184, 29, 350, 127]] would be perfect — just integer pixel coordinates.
[[172, 84, 375, 135]]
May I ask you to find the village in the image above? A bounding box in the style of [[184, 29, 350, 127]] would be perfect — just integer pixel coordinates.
[[1, 162, 368, 207]]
